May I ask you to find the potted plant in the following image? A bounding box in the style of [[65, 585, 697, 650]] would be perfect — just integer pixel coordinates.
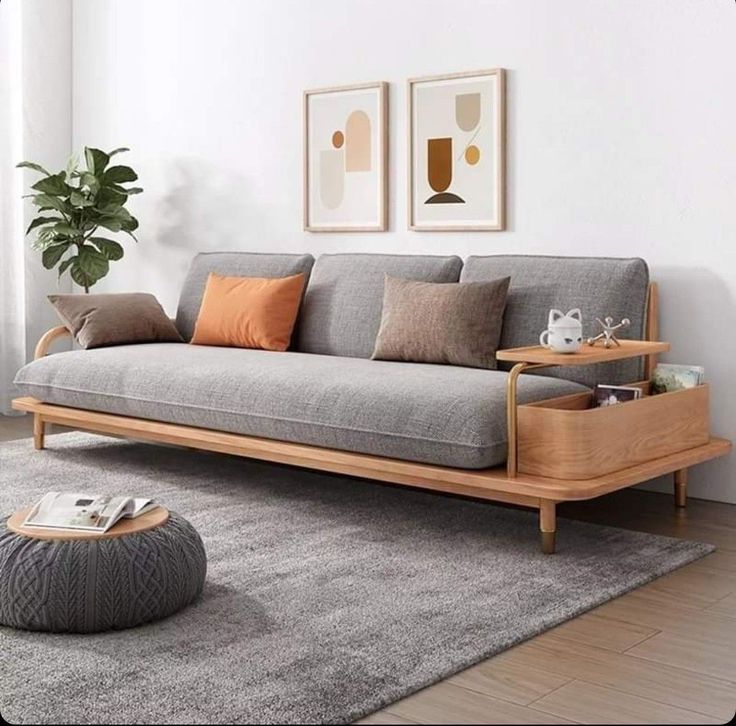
[[17, 147, 142, 292]]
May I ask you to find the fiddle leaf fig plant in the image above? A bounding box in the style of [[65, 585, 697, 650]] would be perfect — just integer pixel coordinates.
[[17, 147, 142, 292]]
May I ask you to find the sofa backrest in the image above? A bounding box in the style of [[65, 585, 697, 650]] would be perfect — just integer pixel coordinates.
[[176, 252, 315, 341], [177, 251, 650, 386], [460, 255, 650, 386], [296, 253, 463, 358]]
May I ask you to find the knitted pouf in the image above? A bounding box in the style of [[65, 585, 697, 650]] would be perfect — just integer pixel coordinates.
[[0, 511, 206, 633]]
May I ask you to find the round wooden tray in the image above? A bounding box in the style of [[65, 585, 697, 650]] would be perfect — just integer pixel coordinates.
[[6, 505, 169, 541]]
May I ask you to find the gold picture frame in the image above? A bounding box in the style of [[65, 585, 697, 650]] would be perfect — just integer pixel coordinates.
[[303, 81, 388, 232], [408, 68, 506, 231]]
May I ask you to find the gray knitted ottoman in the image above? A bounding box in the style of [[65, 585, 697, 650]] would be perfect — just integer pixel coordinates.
[[0, 507, 206, 633]]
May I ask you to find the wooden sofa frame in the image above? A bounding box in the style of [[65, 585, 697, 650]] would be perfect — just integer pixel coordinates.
[[12, 282, 732, 553]]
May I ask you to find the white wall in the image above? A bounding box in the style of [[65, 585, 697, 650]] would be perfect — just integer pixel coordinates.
[[71, 0, 735, 501]]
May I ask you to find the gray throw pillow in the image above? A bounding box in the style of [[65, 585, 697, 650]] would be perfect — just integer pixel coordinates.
[[48, 293, 184, 349], [371, 275, 510, 369]]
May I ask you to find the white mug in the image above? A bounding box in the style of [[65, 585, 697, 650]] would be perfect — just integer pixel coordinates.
[[539, 308, 583, 353]]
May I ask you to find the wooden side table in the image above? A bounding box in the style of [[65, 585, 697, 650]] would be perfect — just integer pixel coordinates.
[[497, 340, 671, 478]]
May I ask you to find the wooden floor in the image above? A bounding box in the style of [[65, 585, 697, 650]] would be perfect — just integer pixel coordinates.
[[2, 417, 734, 725]]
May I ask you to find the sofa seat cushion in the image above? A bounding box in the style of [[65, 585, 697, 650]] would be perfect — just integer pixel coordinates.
[[14, 345, 588, 469]]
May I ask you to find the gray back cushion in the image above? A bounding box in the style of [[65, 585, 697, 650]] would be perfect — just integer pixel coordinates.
[[176, 252, 315, 341], [297, 254, 463, 358], [460, 255, 650, 386]]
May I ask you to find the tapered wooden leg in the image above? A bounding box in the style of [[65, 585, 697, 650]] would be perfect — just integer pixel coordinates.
[[674, 468, 688, 508], [540, 500, 557, 554], [33, 414, 45, 450]]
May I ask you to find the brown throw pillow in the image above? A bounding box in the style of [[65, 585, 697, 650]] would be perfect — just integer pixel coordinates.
[[371, 275, 510, 369], [48, 293, 184, 349]]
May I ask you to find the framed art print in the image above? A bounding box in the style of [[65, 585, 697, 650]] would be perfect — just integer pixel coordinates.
[[408, 69, 505, 231], [304, 81, 388, 231]]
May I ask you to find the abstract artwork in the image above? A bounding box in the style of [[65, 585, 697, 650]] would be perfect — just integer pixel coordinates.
[[304, 82, 388, 231], [408, 69, 505, 231]]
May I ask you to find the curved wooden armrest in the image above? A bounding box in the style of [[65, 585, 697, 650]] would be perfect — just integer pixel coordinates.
[[34, 326, 72, 360]]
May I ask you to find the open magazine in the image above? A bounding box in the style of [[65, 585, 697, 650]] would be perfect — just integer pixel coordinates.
[[23, 492, 158, 533]]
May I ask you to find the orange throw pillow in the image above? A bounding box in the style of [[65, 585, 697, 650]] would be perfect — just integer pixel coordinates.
[[190, 272, 305, 351]]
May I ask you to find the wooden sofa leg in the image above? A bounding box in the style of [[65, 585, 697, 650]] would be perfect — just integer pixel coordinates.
[[674, 468, 688, 508], [540, 500, 556, 554], [33, 414, 45, 450]]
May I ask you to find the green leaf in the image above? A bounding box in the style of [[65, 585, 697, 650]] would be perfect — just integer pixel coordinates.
[[65, 153, 80, 180], [70, 264, 92, 290], [36, 227, 56, 241], [32, 230, 56, 251], [95, 186, 126, 207], [119, 186, 143, 195], [89, 237, 124, 261], [96, 216, 123, 232], [26, 215, 63, 234], [53, 223, 83, 238], [95, 204, 123, 217], [108, 147, 130, 157], [70, 190, 95, 207], [42, 242, 72, 270], [57, 256, 76, 278], [31, 173, 72, 196], [79, 172, 100, 193], [16, 161, 51, 175], [121, 215, 139, 232], [84, 147, 109, 175], [34, 235, 71, 251], [32, 194, 71, 214], [111, 206, 132, 220], [72, 246, 109, 289], [102, 165, 137, 184]]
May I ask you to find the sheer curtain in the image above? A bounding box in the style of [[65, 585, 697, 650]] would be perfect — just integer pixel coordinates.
[[0, 0, 26, 416], [0, 0, 73, 416]]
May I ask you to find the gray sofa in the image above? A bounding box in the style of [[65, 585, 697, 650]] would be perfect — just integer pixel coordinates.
[[15, 253, 649, 470]]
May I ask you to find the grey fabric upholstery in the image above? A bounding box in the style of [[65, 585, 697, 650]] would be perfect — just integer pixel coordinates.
[[460, 255, 650, 386], [14, 345, 587, 469], [296, 253, 463, 358], [176, 252, 315, 341], [0, 512, 206, 633]]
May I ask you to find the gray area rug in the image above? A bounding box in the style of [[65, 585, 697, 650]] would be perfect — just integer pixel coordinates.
[[0, 433, 713, 725]]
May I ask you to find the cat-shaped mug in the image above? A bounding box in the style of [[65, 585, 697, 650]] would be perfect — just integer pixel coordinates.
[[539, 309, 583, 353]]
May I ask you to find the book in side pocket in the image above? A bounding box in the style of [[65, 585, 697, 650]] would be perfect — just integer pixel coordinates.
[[651, 363, 705, 394], [594, 384, 642, 407]]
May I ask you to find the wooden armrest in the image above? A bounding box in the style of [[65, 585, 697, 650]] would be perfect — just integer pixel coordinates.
[[34, 326, 72, 360]]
